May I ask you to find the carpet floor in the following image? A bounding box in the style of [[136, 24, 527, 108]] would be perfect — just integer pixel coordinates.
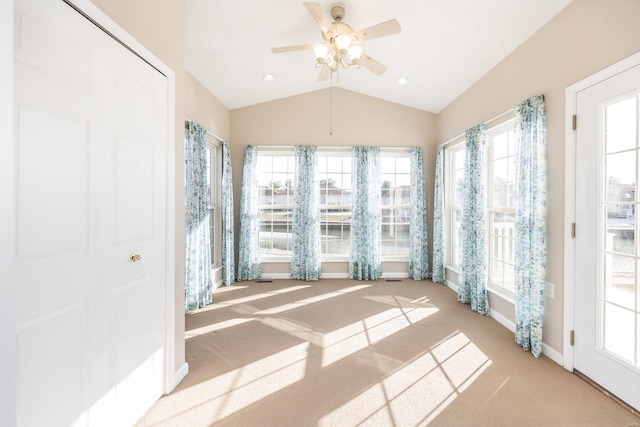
[[136, 279, 640, 426]]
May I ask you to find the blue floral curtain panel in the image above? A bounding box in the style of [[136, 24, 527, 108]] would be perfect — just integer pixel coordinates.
[[458, 124, 490, 315], [237, 145, 262, 281], [184, 122, 212, 312], [350, 146, 382, 280], [221, 141, 235, 286], [290, 146, 321, 280], [408, 147, 429, 280], [514, 95, 547, 357], [432, 145, 446, 284]]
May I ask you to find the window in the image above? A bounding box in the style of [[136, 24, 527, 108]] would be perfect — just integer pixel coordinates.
[[380, 153, 411, 257], [318, 153, 352, 258], [487, 124, 516, 294], [443, 122, 517, 293], [206, 141, 221, 266], [446, 144, 465, 268], [256, 153, 295, 257], [252, 148, 414, 261]]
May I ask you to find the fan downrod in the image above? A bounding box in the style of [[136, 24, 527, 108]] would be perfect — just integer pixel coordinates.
[[330, 3, 346, 22]]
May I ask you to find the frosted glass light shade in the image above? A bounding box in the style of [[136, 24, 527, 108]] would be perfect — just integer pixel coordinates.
[[314, 44, 331, 60], [348, 45, 362, 60], [335, 35, 352, 51]]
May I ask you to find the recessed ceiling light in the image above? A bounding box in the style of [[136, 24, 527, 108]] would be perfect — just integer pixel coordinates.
[[396, 77, 408, 85], [262, 74, 275, 82]]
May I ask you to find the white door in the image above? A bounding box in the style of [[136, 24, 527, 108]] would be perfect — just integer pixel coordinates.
[[575, 63, 640, 411], [14, 0, 168, 425]]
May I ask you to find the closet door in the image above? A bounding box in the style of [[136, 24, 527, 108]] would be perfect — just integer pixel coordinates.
[[13, 0, 168, 425]]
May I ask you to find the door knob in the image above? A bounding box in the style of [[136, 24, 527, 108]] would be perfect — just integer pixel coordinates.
[[130, 254, 142, 263]]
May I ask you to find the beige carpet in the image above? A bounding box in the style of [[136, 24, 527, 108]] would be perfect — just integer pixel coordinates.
[[136, 279, 639, 426]]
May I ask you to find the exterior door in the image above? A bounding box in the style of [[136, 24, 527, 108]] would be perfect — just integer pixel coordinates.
[[14, 0, 168, 425], [575, 62, 640, 411]]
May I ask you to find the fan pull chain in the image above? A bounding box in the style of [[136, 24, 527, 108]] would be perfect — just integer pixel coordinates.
[[329, 71, 334, 136]]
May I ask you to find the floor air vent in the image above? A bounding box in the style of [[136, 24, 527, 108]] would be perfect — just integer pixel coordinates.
[[385, 278, 403, 282], [256, 279, 273, 283]]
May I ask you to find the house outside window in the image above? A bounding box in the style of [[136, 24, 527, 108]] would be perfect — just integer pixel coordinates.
[[487, 123, 517, 295]]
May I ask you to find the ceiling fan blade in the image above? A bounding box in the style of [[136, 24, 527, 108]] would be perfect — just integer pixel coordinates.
[[359, 53, 387, 75], [271, 43, 317, 54], [303, 2, 334, 34], [352, 19, 401, 43], [317, 65, 331, 81]]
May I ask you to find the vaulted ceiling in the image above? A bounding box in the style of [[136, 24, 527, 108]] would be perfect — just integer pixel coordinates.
[[185, 0, 573, 113]]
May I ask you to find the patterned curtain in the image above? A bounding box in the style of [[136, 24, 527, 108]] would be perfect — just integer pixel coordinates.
[[408, 147, 429, 280], [237, 145, 261, 281], [290, 146, 321, 280], [514, 95, 547, 357], [184, 122, 212, 312], [432, 144, 446, 284], [458, 124, 490, 315], [350, 146, 382, 280], [221, 141, 235, 286]]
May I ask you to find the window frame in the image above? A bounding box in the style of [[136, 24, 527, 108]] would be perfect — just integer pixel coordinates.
[[379, 150, 411, 259], [318, 150, 353, 261], [486, 120, 517, 298], [445, 141, 465, 271], [253, 147, 414, 262], [206, 137, 222, 268], [255, 150, 297, 260]]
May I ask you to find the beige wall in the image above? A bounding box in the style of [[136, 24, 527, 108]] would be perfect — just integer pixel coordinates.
[[437, 0, 640, 354], [89, 0, 190, 373], [186, 71, 231, 141], [230, 87, 438, 275]]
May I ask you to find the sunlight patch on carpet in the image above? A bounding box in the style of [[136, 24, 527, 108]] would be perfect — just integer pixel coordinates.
[[319, 332, 492, 426], [322, 306, 439, 367], [185, 318, 256, 340], [166, 343, 309, 423], [193, 285, 310, 312], [254, 285, 371, 315]]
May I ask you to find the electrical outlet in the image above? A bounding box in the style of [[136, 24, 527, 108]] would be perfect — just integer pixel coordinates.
[[545, 282, 554, 299]]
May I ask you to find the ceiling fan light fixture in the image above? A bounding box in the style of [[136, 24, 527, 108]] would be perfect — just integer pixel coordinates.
[[334, 34, 352, 51], [348, 45, 362, 60], [396, 77, 409, 85], [314, 44, 331, 61]]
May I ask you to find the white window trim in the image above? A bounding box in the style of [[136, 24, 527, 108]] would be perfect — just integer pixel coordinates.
[[445, 141, 465, 271], [486, 120, 517, 299], [255, 147, 414, 262], [206, 136, 222, 269]]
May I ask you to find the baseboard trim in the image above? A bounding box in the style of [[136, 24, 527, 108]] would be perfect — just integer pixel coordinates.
[[261, 273, 414, 280], [259, 273, 290, 280], [490, 307, 516, 332], [446, 279, 458, 293], [320, 273, 349, 279], [542, 343, 563, 365], [168, 362, 189, 394], [381, 272, 410, 279]]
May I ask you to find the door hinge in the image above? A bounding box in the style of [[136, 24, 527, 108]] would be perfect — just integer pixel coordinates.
[[570, 330, 575, 346], [571, 222, 576, 238], [572, 114, 577, 131]]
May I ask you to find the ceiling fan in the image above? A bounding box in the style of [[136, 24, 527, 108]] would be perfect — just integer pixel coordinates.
[[271, 2, 401, 81]]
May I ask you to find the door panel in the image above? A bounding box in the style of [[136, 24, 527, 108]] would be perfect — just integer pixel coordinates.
[[14, 0, 168, 425], [575, 63, 640, 411]]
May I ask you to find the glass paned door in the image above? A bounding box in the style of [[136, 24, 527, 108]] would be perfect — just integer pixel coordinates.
[[574, 63, 640, 412]]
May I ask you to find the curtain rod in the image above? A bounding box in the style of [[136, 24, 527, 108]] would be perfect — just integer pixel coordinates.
[[439, 108, 514, 148], [184, 118, 225, 143]]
